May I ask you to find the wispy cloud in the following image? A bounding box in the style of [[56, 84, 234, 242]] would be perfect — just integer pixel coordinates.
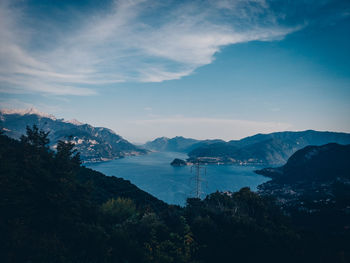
[[0, 0, 321, 95]]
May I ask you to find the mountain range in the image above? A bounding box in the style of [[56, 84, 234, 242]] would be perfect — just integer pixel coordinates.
[[146, 130, 350, 166], [3, 109, 350, 166], [0, 108, 147, 162], [143, 136, 224, 152]]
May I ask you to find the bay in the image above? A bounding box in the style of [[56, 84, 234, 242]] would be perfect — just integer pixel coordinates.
[[86, 151, 270, 206]]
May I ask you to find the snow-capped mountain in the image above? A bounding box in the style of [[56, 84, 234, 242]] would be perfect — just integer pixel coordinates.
[[0, 108, 57, 120], [0, 108, 147, 162]]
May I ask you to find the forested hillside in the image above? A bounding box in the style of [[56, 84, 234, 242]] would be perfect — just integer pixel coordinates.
[[256, 143, 350, 240], [1, 127, 349, 262]]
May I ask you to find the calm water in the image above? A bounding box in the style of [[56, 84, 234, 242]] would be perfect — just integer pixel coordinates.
[[86, 152, 270, 206]]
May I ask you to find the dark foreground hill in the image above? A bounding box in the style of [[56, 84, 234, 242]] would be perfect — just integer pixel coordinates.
[[255, 143, 350, 182], [256, 143, 350, 235], [188, 130, 350, 165], [1, 129, 349, 263], [0, 108, 147, 162]]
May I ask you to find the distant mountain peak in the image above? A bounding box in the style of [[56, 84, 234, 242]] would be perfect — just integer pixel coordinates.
[[64, 118, 84, 126], [158, 136, 170, 140], [143, 136, 221, 152], [0, 107, 57, 120], [1, 108, 87, 127]]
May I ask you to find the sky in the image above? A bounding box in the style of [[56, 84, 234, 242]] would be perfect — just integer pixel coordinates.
[[0, 0, 349, 143]]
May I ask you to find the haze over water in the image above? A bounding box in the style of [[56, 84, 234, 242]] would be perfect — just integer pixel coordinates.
[[86, 152, 270, 206]]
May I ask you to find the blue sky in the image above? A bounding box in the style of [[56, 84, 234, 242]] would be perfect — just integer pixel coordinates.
[[0, 0, 349, 142]]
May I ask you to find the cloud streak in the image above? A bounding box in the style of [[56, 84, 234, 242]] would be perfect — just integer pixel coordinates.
[[0, 0, 321, 95]]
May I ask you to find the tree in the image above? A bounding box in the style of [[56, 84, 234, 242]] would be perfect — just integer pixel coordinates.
[[101, 197, 137, 224], [20, 125, 50, 149], [55, 137, 81, 170]]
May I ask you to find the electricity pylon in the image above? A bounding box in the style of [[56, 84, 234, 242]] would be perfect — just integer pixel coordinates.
[[190, 162, 206, 199]]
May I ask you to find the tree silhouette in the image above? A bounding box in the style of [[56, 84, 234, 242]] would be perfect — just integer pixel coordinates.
[[20, 125, 50, 149]]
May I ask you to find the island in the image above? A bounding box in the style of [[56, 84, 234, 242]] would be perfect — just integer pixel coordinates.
[[170, 158, 187, 166]]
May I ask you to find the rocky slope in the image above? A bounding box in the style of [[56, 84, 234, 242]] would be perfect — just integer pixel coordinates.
[[0, 108, 147, 162]]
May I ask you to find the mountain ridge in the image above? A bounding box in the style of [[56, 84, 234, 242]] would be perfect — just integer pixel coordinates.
[[144, 136, 224, 152], [145, 130, 350, 165], [255, 143, 350, 182], [0, 108, 147, 162], [187, 130, 350, 165]]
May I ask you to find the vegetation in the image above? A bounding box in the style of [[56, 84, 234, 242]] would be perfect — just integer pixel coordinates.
[[170, 158, 187, 166], [0, 126, 349, 262]]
